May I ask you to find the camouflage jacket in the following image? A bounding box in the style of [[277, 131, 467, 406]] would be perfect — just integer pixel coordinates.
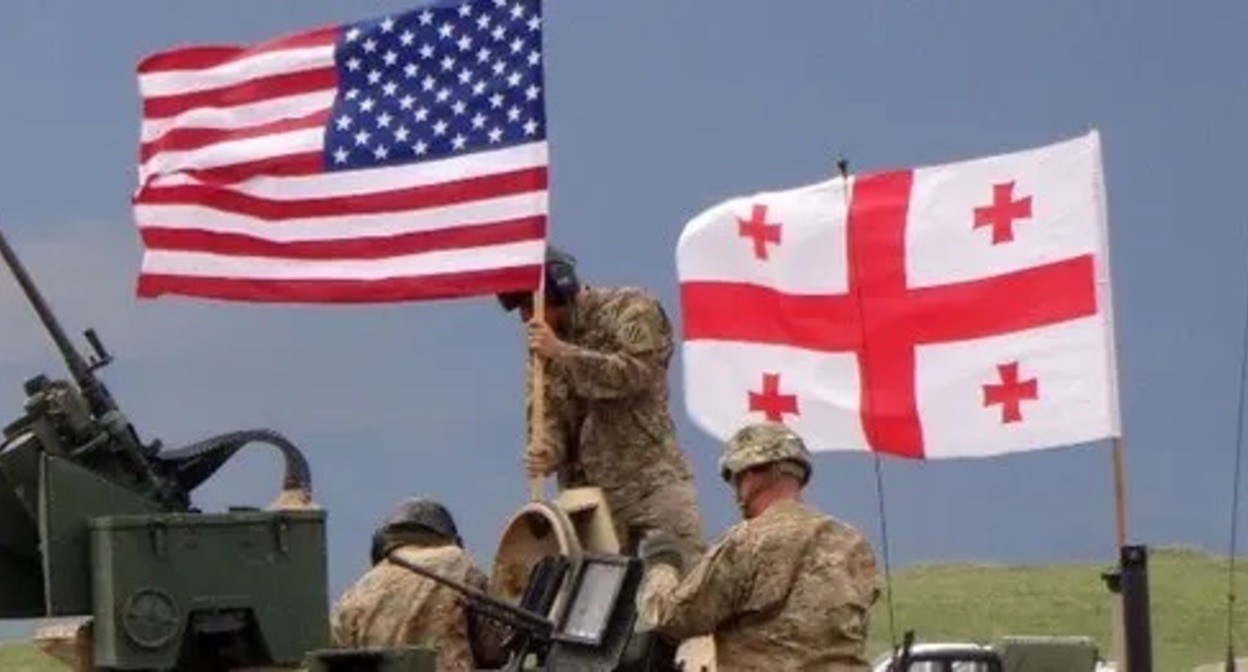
[[528, 285, 704, 553], [330, 544, 510, 671], [649, 500, 880, 671]]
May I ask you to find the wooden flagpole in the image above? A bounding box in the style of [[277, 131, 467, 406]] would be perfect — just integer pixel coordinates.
[[528, 263, 548, 502]]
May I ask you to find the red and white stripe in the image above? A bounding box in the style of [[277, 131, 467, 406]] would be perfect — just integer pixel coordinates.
[[134, 25, 547, 303]]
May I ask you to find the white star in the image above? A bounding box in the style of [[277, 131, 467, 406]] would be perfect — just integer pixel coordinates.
[[511, 4, 525, 20], [413, 140, 429, 155], [333, 147, 350, 163], [489, 93, 504, 108], [471, 113, 486, 129], [451, 133, 467, 150], [376, 111, 393, 128], [507, 71, 522, 87], [383, 50, 398, 66], [354, 129, 371, 146], [346, 27, 361, 42], [380, 17, 395, 32], [492, 60, 507, 75], [451, 99, 467, 115], [335, 114, 353, 130], [374, 144, 389, 160], [418, 10, 434, 25], [527, 16, 541, 32], [394, 125, 410, 142], [457, 35, 473, 52], [360, 97, 376, 112], [525, 84, 540, 101], [363, 38, 377, 53], [491, 26, 507, 41], [419, 43, 435, 59], [439, 22, 455, 39], [458, 3, 473, 17], [523, 118, 539, 136], [382, 81, 399, 97], [345, 88, 360, 100], [477, 47, 492, 63], [415, 107, 430, 122], [493, 0, 506, 7], [471, 81, 487, 96], [458, 68, 474, 84], [421, 75, 436, 91], [433, 119, 449, 136], [436, 88, 451, 102], [346, 57, 362, 72], [400, 30, 416, 47], [488, 127, 503, 143], [399, 94, 416, 110], [367, 69, 382, 85], [527, 50, 541, 66], [507, 106, 521, 122], [404, 62, 419, 78], [441, 55, 456, 71], [476, 15, 491, 31], [510, 38, 524, 54]]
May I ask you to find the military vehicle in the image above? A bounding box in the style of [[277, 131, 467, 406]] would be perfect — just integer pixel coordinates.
[[871, 635, 1116, 672], [0, 228, 694, 671]]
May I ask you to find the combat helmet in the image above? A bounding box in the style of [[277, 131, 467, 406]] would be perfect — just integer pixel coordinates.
[[497, 244, 581, 311], [718, 422, 812, 486], [383, 497, 462, 543]]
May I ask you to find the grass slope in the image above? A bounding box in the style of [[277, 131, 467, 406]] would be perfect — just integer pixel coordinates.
[[2, 548, 1243, 671], [866, 547, 1247, 670]]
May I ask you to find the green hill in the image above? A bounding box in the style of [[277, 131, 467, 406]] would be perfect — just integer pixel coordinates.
[[865, 547, 1246, 670], [2, 548, 1243, 671]]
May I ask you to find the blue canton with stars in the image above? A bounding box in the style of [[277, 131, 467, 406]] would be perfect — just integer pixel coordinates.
[[325, 0, 546, 171]]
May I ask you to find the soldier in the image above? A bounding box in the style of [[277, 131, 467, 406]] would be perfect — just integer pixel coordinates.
[[637, 422, 881, 671], [497, 245, 707, 567], [330, 497, 510, 671]]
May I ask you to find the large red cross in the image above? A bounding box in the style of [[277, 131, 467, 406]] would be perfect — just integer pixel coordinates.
[[681, 171, 1097, 459], [737, 204, 782, 259]]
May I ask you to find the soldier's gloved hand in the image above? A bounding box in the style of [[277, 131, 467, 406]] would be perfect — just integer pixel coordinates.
[[637, 529, 684, 573], [527, 319, 570, 359], [524, 444, 557, 477]]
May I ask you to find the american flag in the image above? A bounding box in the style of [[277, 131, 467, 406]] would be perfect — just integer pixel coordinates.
[[133, 0, 549, 303]]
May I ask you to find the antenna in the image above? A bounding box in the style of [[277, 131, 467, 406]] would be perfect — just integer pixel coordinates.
[[835, 155, 900, 651], [1225, 237, 1248, 670]]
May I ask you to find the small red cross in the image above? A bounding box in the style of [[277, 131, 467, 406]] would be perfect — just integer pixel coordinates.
[[737, 204, 782, 260], [982, 362, 1039, 424], [973, 181, 1032, 245], [748, 372, 799, 421]]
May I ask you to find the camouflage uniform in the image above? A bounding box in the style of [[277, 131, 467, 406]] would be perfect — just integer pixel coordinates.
[[645, 422, 881, 671], [330, 544, 509, 671], [528, 285, 705, 561]]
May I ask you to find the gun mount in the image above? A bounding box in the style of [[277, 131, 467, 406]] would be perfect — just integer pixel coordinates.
[[0, 229, 329, 669]]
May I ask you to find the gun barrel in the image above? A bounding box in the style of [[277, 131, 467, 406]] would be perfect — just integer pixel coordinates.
[[0, 228, 93, 384]]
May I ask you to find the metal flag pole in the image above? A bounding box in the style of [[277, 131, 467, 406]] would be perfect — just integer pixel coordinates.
[[835, 156, 899, 652]]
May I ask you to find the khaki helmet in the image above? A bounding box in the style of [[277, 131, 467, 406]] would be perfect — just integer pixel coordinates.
[[718, 422, 812, 486]]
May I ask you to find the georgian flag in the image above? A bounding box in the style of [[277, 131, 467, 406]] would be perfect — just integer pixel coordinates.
[[676, 131, 1121, 459]]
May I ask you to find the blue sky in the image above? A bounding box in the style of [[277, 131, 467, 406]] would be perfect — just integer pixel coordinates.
[[0, 0, 1245, 639]]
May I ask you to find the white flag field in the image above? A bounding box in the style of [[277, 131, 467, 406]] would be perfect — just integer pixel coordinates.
[[676, 130, 1121, 460]]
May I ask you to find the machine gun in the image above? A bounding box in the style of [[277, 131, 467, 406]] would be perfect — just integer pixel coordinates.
[[306, 551, 681, 672], [0, 228, 329, 670]]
